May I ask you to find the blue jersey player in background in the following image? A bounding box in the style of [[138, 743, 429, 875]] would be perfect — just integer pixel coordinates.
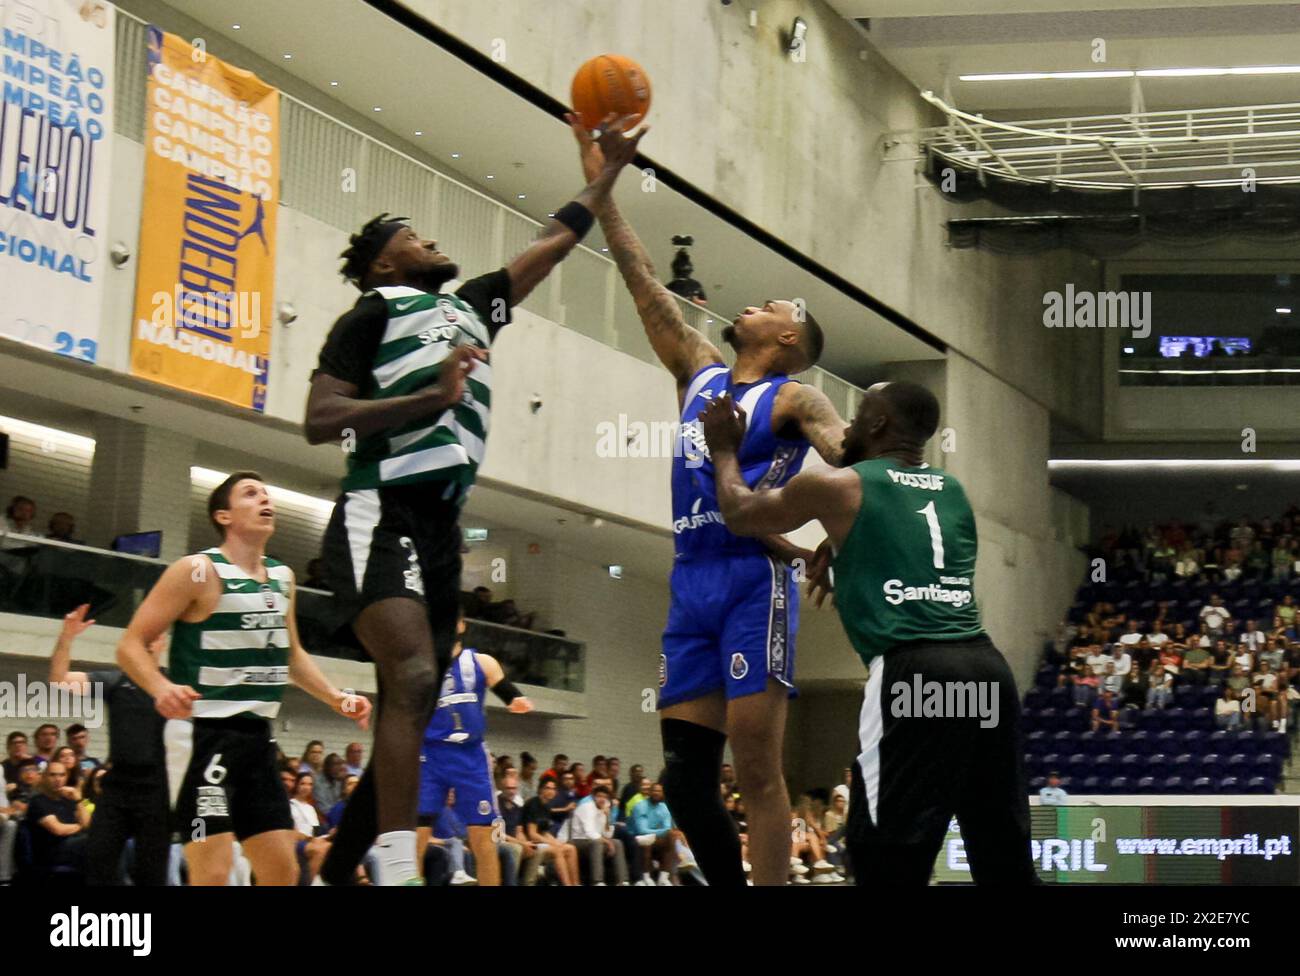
[[571, 117, 850, 887], [415, 616, 533, 885]]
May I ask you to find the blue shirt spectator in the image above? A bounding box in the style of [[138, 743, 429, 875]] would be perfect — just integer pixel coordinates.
[[629, 793, 673, 837]]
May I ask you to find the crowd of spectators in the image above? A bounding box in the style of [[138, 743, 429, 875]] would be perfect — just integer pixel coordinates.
[[3, 495, 85, 547], [2, 726, 853, 886]]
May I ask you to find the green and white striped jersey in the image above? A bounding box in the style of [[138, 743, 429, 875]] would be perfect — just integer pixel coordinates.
[[314, 271, 512, 503], [169, 548, 293, 720]]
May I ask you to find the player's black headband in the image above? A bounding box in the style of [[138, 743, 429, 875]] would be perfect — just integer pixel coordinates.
[[341, 213, 410, 289]]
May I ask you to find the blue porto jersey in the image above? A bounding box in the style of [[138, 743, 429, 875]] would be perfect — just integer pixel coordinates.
[[672, 364, 810, 560], [424, 648, 487, 746]]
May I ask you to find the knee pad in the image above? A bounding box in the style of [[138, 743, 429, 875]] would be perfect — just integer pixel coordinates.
[[660, 719, 728, 801]]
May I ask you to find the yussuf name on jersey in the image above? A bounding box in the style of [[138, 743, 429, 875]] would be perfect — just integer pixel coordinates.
[[887, 469, 945, 490]]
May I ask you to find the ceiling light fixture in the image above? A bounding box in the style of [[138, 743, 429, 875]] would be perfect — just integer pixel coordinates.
[[282, 53, 292, 60], [961, 65, 1300, 83]]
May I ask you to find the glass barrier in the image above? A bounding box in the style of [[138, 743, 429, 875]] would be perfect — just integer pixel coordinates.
[[112, 11, 864, 408], [1119, 357, 1300, 387], [0, 536, 586, 693]]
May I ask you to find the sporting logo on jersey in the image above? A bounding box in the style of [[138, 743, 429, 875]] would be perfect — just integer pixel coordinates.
[[730, 653, 749, 680], [259, 583, 276, 608], [417, 324, 459, 346], [478, 800, 491, 816], [437, 297, 460, 323], [658, 654, 667, 688], [399, 536, 425, 596]]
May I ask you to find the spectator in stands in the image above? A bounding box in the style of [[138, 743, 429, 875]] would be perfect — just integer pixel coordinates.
[[1271, 615, 1297, 644], [1146, 660, 1174, 709], [45, 513, 84, 545], [287, 770, 330, 884], [1091, 689, 1119, 733], [32, 723, 59, 764], [1272, 541, 1293, 581], [1215, 686, 1243, 730], [464, 586, 494, 619], [618, 764, 645, 815], [1087, 643, 1114, 677], [628, 782, 681, 886], [549, 770, 579, 835], [1120, 661, 1146, 708], [541, 753, 569, 784], [1240, 619, 1266, 656], [586, 756, 608, 792], [1039, 772, 1068, 806], [326, 775, 359, 831], [51, 747, 82, 798], [1210, 639, 1233, 684], [607, 756, 622, 796], [1227, 664, 1251, 699], [1245, 541, 1269, 580], [3, 732, 32, 793], [2, 495, 35, 535], [425, 789, 476, 886], [1200, 595, 1232, 638], [1130, 636, 1157, 675], [1117, 620, 1143, 648], [315, 753, 348, 818], [624, 775, 652, 822], [64, 724, 100, 775], [0, 767, 15, 883], [523, 777, 579, 885], [1110, 639, 1133, 677], [569, 762, 590, 798], [343, 742, 364, 778], [497, 769, 534, 885], [1147, 625, 1170, 650], [1072, 664, 1099, 706], [518, 752, 539, 802], [1182, 639, 1212, 686], [297, 740, 325, 777], [1278, 596, 1298, 629], [569, 784, 627, 885], [1260, 637, 1285, 673], [1158, 641, 1183, 675], [1100, 662, 1123, 697], [302, 558, 329, 589], [26, 761, 89, 879], [8, 756, 40, 831], [1254, 661, 1285, 732], [1234, 642, 1254, 674], [1174, 543, 1200, 579]]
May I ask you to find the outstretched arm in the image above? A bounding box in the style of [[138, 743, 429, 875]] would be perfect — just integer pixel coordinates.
[[479, 653, 533, 714], [507, 119, 646, 307], [49, 604, 95, 693], [570, 115, 721, 393]]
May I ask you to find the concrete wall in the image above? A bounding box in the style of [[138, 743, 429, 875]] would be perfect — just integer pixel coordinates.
[[404, 0, 1106, 438]]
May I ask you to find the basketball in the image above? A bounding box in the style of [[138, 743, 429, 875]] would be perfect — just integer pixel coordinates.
[[570, 54, 652, 131]]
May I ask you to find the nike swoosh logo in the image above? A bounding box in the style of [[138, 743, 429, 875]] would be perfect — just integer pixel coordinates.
[[395, 299, 420, 311]]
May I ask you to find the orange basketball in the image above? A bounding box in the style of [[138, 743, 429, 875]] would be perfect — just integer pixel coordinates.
[[570, 54, 652, 131]]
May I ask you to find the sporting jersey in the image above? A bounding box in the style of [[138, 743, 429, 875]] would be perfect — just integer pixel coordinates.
[[168, 548, 292, 720], [313, 271, 512, 504], [425, 648, 488, 746], [832, 459, 985, 665], [672, 364, 809, 559]]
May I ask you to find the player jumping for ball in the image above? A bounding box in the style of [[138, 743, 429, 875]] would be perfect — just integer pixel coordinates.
[[699, 383, 1037, 885], [117, 472, 371, 886], [569, 115, 850, 887], [305, 123, 643, 885]]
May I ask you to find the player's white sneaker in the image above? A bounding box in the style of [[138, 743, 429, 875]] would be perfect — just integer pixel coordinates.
[[792, 875, 811, 885], [656, 871, 672, 886], [812, 859, 835, 871], [825, 844, 839, 854], [812, 873, 836, 884], [829, 872, 845, 882], [450, 870, 478, 886], [742, 860, 752, 872], [635, 877, 653, 886], [594, 881, 607, 886], [790, 861, 809, 875]]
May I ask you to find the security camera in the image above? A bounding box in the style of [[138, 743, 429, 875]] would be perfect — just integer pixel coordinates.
[[277, 302, 298, 325], [530, 394, 543, 413], [789, 17, 808, 56], [672, 235, 694, 247], [109, 241, 130, 267]]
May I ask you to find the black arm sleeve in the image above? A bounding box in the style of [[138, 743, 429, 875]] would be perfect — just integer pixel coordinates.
[[455, 268, 513, 339], [311, 292, 387, 389], [492, 680, 523, 705]]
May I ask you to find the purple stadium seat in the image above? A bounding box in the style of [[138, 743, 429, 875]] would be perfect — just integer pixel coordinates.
[[1191, 776, 1215, 794], [1136, 776, 1158, 794], [1108, 775, 1131, 793], [1246, 777, 1272, 794], [1200, 753, 1224, 778], [1028, 776, 1046, 793], [1080, 775, 1104, 793], [1162, 775, 1185, 794], [1217, 776, 1242, 793]]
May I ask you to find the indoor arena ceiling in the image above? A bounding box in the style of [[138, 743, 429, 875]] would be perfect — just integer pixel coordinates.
[[831, 1, 1300, 115]]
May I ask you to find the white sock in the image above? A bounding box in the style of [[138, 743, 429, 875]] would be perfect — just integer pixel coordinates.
[[373, 830, 418, 886]]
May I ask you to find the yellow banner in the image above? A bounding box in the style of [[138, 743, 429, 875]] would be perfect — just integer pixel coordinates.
[[130, 28, 279, 411]]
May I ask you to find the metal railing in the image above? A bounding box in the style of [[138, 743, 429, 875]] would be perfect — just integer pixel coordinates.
[[0, 534, 585, 692], [1119, 356, 1300, 387], [897, 91, 1300, 189], [111, 12, 864, 421]]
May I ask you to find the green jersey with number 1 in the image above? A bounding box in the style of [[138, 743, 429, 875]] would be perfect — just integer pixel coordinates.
[[831, 458, 985, 667]]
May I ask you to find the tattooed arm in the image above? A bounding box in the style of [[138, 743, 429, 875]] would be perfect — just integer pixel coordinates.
[[570, 115, 721, 400], [772, 382, 849, 467]]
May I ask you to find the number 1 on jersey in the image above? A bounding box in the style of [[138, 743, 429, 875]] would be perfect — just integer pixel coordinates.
[[917, 501, 945, 569]]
